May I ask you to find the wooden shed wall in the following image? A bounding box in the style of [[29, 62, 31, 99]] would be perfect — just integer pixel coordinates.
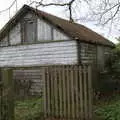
[[13, 68, 43, 98], [0, 12, 77, 98], [97, 46, 112, 70], [0, 12, 77, 67], [0, 12, 69, 46], [0, 41, 78, 67], [37, 19, 69, 41], [0, 11, 112, 98], [9, 23, 21, 45], [78, 42, 112, 69], [78, 42, 97, 64]]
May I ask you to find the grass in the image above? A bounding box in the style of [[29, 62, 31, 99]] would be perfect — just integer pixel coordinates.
[[15, 98, 44, 120], [94, 95, 120, 120], [15, 96, 120, 120]]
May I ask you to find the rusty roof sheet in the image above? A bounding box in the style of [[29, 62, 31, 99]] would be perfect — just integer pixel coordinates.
[[0, 5, 115, 47]]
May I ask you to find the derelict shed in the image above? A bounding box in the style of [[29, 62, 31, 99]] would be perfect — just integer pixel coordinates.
[[0, 5, 114, 97], [0, 4, 115, 120]]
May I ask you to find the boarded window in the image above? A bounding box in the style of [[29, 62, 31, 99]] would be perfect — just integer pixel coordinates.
[[22, 18, 37, 43]]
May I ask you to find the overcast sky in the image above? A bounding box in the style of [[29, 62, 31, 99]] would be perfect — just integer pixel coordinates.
[[0, 0, 119, 43]]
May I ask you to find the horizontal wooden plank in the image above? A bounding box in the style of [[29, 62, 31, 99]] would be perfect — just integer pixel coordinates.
[[0, 41, 78, 67]]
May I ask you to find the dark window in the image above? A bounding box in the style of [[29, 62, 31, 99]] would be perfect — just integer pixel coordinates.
[[22, 18, 37, 43]]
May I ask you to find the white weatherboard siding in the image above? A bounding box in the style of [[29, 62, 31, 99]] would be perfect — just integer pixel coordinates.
[[53, 28, 69, 40], [37, 18, 69, 41], [0, 13, 70, 47], [37, 19, 52, 41], [0, 41, 78, 67]]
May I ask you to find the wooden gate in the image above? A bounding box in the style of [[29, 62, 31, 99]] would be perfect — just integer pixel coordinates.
[[43, 65, 93, 120], [0, 68, 14, 120]]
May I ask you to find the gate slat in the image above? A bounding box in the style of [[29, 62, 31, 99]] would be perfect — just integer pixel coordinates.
[[62, 66, 66, 118], [79, 66, 84, 120], [58, 67, 63, 118], [50, 66, 55, 116], [43, 68, 47, 117], [54, 66, 58, 117], [75, 66, 79, 118], [88, 66, 93, 119], [66, 67, 71, 118], [83, 66, 88, 119], [46, 67, 50, 116], [43, 65, 93, 120], [71, 67, 75, 119]]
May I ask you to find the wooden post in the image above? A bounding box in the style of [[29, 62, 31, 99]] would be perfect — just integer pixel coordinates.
[[0, 81, 2, 120], [0, 68, 2, 120], [1, 68, 14, 120]]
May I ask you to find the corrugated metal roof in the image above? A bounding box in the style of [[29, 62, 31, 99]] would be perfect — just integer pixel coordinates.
[[0, 5, 115, 47]]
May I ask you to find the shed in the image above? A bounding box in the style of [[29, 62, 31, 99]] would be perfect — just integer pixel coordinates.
[[0, 5, 114, 97]]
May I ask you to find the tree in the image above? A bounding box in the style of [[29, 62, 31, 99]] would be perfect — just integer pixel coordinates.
[[31, 0, 90, 22], [31, 0, 120, 28], [89, 0, 120, 25]]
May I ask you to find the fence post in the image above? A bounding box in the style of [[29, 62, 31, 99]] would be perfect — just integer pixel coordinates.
[[1, 68, 14, 120]]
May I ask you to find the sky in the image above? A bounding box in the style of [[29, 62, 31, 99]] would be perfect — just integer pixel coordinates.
[[0, 0, 119, 43]]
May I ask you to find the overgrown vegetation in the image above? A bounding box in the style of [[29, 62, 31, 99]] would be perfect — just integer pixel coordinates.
[[94, 39, 120, 120], [15, 98, 44, 120], [107, 38, 120, 73], [97, 39, 120, 97], [94, 95, 120, 120], [14, 96, 120, 120]]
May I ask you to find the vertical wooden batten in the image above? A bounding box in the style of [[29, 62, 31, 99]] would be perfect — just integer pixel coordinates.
[[76, 40, 82, 64]]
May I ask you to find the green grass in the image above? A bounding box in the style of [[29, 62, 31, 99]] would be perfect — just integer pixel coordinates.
[[15, 98, 44, 120], [15, 96, 120, 120], [94, 96, 120, 120]]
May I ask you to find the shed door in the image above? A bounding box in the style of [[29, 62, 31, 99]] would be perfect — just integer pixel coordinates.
[[23, 19, 37, 43]]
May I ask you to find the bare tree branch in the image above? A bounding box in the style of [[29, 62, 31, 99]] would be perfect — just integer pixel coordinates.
[[90, 0, 120, 25], [103, 4, 120, 25], [36, 0, 75, 22]]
